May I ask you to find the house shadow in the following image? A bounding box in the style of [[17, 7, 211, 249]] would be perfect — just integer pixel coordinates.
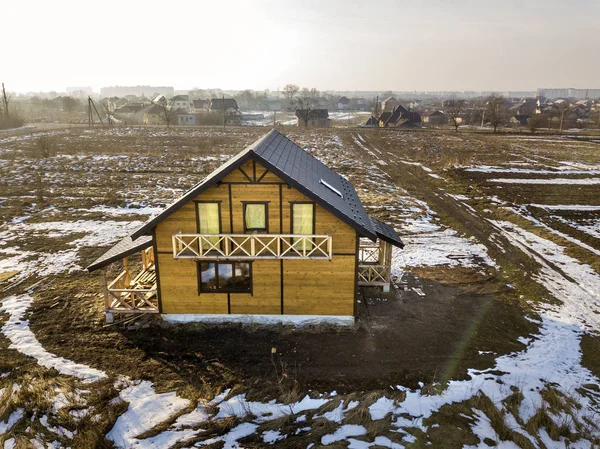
[[124, 273, 536, 394]]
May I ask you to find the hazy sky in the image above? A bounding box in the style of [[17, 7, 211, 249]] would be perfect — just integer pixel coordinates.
[[3, 0, 599, 93]]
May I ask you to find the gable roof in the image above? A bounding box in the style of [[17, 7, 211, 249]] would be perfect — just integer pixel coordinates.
[[132, 129, 378, 241], [210, 98, 238, 110], [87, 235, 153, 272], [371, 218, 404, 248]]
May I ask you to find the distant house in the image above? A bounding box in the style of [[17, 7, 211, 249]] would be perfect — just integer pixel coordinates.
[[509, 98, 537, 116], [363, 116, 379, 127], [510, 115, 530, 127], [114, 103, 147, 124], [337, 96, 350, 111], [381, 97, 401, 112], [380, 106, 421, 128], [423, 110, 448, 127], [177, 113, 197, 126], [295, 109, 332, 128], [171, 95, 190, 113], [210, 98, 239, 115], [191, 100, 211, 113], [142, 105, 164, 125]]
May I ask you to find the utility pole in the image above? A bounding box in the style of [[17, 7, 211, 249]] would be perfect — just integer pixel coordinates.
[[273, 109, 276, 127], [222, 94, 226, 131], [374, 95, 379, 129], [88, 97, 93, 128], [2, 83, 9, 119]]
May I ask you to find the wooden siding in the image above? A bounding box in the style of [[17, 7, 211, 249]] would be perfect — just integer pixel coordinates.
[[155, 159, 358, 316], [229, 260, 281, 314], [283, 256, 355, 315]]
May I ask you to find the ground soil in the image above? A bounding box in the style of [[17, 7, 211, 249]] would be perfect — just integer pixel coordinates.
[[29, 271, 535, 397]]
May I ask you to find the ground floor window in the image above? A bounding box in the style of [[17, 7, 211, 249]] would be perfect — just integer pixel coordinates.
[[198, 261, 252, 293]]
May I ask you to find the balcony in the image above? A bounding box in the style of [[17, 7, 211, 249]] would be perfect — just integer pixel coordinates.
[[172, 233, 333, 260]]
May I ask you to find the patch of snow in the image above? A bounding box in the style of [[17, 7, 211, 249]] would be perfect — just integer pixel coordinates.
[[107, 380, 193, 449], [0, 294, 107, 382], [321, 424, 367, 445], [488, 178, 600, 185]]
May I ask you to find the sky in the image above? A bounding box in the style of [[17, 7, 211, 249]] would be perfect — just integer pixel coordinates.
[[3, 0, 599, 93]]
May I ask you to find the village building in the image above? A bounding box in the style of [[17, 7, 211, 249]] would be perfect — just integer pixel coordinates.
[[171, 95, 191, 113], [142, 104, 164, 125], [363, 116, 379, 127], [379, 106, 421, 128], [191, 99, 211, 113], [337, 96, 350, 110], [381, 97, 401, 112], [87, 130, 403, 325], [295, 109, 332, 128], [177, 113, 197, 126], [423, 110, 448, 127], [210, 98, 239, 115]]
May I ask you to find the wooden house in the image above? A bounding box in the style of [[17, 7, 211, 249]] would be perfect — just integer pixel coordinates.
[[87, 130, 403, 324]]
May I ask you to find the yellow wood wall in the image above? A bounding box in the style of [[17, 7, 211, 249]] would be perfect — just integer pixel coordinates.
[[155, 159, 357, 316]]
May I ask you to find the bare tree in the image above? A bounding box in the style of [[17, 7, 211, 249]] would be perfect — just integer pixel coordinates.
[[381, 90, 394, 99], [291, 88, 321, 128], [155, 97, 178, 128], [283, 84, 300, 100], [556, 102, 571, 133], [445, 98, 466, 131], [486, 94, 508, 133], [527, 114, 548, 133]]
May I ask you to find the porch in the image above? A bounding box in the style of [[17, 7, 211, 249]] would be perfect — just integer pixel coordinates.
[[101, 246, 159, 321], [358, 239, 393, 291]]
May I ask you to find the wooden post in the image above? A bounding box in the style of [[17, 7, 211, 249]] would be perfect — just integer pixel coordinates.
[[101, 270, 110, 310], [123, 257, 130, 287]]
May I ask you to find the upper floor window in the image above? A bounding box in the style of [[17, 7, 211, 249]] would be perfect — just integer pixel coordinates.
[[244, 202, 268, 233], [196, 202, 221, 249]]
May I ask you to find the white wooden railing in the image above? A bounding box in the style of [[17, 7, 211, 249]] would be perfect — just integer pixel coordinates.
[[105, 270, 159, 313], [358, 264, 390, 286], [172, 233, 333, 260], [359, 241, 380, 264]]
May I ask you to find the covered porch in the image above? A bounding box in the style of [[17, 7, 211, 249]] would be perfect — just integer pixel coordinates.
[[358, 218, 403, 292], [87, 235, 159, 323]]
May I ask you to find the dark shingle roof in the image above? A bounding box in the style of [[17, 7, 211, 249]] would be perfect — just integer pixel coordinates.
[[370, 218, 404, 248], [87, 235, 153, 272], [210, 98, 238, 110], [132, 129, 378, 241]]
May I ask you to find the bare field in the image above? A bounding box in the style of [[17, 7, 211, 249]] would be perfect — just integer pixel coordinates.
[[1, 125, 600, 448]]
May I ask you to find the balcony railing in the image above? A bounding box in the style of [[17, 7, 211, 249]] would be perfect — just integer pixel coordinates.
[[172, 233, 333, 260]]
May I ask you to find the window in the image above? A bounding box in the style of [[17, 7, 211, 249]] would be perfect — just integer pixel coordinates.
[[196, 202, 221, 250], [291, 203, 315, 250], [244, 203, 268, 232], [198, 262, 252, 293]]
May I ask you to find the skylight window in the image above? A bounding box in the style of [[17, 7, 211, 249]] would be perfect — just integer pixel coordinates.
[[319, 179, 344, 199]]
